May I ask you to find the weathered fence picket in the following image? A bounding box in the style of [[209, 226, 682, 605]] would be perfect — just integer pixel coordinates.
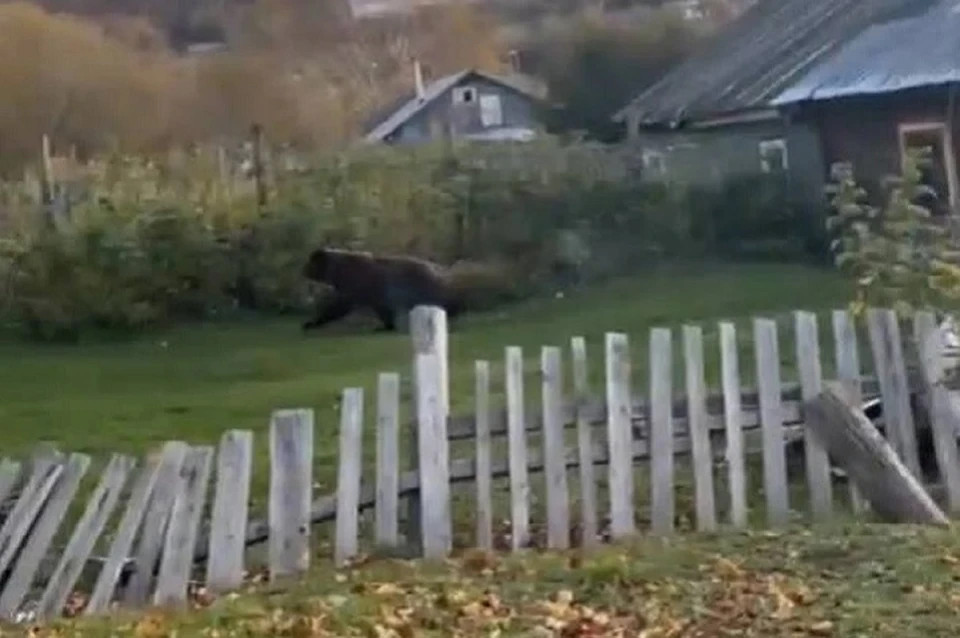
[[832, 309, 868, 513], [206, 430, 254, 593], [35, 454, 135, 619], [85, 451, 163, 615], [795, 311, 833, 520], [268, 410, 314, 580], [474, 361, 494, 550], [0, 304, 957, 625], [413, 307, 453, 560], [648, 328, 672, 536], [683, 325, 717, 532], [123, 441, 188, 605], [375, 373, 401, 550], [505, 345, 530, 551], [913, 311, 960, 512], [570, 336, 599, 547], [335, 388, 364, 567], [541, 346, 570, 549], [719, 321, 747, 527], [755, 318, 790, 526]]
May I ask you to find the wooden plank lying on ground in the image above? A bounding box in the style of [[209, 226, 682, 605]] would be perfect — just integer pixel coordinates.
[[803, 382, 949, 526]]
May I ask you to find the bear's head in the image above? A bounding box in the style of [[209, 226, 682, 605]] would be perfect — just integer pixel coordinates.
[[302, 248, 332, 283]]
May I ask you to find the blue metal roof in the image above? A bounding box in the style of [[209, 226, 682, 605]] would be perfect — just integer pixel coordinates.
[[772, 0, 960, 105]]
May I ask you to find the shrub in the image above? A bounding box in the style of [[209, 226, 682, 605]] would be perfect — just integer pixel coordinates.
[[0, 139, 823, 340], [826, 149, 960, 317]]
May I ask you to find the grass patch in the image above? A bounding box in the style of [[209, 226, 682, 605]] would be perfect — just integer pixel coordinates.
[[0, 263, 852, 495], [33, 523, 960, 637]]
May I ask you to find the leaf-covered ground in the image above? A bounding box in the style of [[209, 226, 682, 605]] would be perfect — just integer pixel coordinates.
[[30, 523, 960, 637]]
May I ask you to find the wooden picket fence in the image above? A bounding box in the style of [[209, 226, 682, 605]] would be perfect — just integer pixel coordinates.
[[0, 305, 958, 623]]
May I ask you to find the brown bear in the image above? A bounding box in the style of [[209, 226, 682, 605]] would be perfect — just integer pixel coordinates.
[[301, 248, 464, 333]]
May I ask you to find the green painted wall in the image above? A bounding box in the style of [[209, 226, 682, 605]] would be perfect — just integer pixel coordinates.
[[631, 117, 827, 209]]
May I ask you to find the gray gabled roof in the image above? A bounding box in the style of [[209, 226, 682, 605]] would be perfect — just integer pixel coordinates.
[[613, 0, 934, 127], [772, 0, 960, 105], [363, 69, 544, 143]]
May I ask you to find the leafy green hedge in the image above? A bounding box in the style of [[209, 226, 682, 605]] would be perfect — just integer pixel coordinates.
[[0, 139, 820, 341]]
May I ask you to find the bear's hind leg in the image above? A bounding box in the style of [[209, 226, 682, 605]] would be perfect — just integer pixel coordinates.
[[373, 305, 398, 332], [302, 295, 354, 332]]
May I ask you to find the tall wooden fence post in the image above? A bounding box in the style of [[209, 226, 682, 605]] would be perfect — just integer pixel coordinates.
[[411, 306, 452, 559], [407, 306, 449, 552]]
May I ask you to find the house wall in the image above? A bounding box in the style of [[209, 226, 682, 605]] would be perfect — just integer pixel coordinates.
[[631, 116, 826, 207], [389, 77, 542, 144], [797, 85, 960, 207]]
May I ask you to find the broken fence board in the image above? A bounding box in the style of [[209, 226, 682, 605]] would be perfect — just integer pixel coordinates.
[[755, 318, 790, 527], [154, 446, 214, 607], [375, 373, 401, 549], [719, 322, 747, 527], [0, 453, 91, 620], [683, 325, 717, 532], [571, 336, 599, 548], [206, 430, 254, 593], [474, 361, 494, 551], [35, 454, 135, 620], [794, 311, 834, 520], [123, 441, 189, 605], [803, 383, 949, 526], [542, 346, 571, 550], [85, 451, 164, 615], [0, 456, 64, 580], [335, 388, 365, 568], [649, 328, 673, 536], [269, 409, 314, 580]]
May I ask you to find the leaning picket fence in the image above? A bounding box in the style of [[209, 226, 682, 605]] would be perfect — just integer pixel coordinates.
[[0, 305, 956, 623]]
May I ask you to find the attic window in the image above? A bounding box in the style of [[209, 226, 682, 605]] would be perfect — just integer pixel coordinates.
[[759, 138, 788, 173], [453, 87, 477, 104]]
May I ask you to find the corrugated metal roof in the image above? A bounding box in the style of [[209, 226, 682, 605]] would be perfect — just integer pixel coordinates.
[[613, 0, 936, 126], [363, 70, 543, 143], [772, 0, 960, 105]]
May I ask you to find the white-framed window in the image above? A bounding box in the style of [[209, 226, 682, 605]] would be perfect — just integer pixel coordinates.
[[642, 149, 667, 177], [479, 94, 503, 128], [758, 138, 788, 173], [897, 120, 959, 212], [452, 86, 477, 104]]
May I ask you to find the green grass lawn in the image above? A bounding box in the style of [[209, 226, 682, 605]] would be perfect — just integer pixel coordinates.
[[0, 262, 853, 497]]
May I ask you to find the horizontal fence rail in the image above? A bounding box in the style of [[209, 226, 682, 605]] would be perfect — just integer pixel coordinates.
[[0, 307, 957, 623]]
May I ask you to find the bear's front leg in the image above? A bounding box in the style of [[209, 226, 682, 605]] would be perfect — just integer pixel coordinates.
[[302, 295, 354, 332]]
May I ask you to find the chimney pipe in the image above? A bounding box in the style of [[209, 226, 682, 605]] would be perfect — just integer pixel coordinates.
[[413, 58, 425, 100]]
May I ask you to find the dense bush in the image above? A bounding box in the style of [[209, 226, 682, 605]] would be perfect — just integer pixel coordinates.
[[0, 139, 816, 341]]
